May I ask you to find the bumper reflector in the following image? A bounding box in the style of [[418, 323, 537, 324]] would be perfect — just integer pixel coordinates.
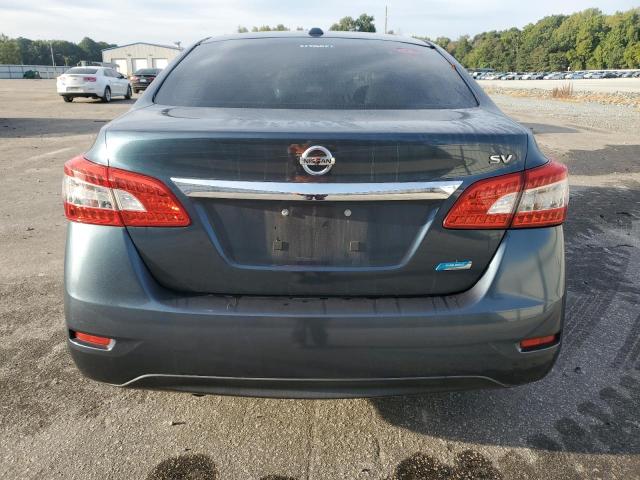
[[520, 334, 559, 351], [72, 331, 113, 349]]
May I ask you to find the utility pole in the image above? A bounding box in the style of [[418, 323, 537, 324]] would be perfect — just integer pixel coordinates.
[[50, 42, 55, 67], [384, 6, 388, 34]]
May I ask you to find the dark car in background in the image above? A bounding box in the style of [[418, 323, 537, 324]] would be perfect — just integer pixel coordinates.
[[129, 68, 162, 93], [63, 30, 568, 398]]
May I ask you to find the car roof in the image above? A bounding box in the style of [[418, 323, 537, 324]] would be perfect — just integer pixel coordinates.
[[200, 31, 432, 48], [66, 66, 106, 72]]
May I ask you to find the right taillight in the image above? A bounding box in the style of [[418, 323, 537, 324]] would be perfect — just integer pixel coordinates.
[[63, 155, 190, 227], [444, 161, 568, 229], [511, 161, 569, 228]]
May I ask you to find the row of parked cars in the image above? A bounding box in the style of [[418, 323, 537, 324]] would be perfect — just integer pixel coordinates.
[[56, 66, 162, 102], [472, 70, 640, 80]]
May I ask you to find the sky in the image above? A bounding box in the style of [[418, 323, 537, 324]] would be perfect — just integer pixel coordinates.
[[0, 0, 638, 46]]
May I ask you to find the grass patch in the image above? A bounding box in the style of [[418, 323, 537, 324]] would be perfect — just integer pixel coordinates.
[[551, 83, 574, 98]]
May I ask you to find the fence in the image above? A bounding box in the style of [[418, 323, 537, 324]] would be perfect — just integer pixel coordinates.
[[0, 64, 68, 79]]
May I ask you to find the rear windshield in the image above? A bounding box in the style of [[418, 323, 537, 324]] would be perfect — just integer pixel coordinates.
[[66, 67, 98, 74], [154, 38, 478, 109], [136, 69, 160, 75]]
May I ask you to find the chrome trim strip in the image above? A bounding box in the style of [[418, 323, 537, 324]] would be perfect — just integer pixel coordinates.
[[116, 373, 509, 388], [171, 178, 462, 201]]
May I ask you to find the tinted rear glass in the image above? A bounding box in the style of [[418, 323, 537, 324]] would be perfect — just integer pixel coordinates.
[[66, 67, 98, 74], [155, 38, 477, 109], [136, 69, 160, 75]]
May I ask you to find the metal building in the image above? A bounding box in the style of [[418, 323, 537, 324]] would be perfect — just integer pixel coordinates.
[[101, 42, 181, 76]]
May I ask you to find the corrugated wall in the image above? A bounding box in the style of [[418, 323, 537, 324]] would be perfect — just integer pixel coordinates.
[[0, 64, 68, 79]]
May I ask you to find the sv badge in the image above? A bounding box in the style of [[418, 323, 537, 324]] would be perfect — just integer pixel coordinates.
[[489, 154, 514, 164]]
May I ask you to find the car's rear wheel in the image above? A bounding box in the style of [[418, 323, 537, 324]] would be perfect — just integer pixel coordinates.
[[62, 96, 73, 103], [101, 87, 111, 103], [125, 85, 132, 100]]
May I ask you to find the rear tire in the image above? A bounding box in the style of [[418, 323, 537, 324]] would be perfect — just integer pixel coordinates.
[[125, 85, 132, 100], [101, 87, 111, 103], [62, 96, 73, 103]]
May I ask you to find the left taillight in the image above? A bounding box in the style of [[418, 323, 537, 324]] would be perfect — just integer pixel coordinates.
[[83, 76, 97, 82], [443, 160, 569, 230], [63, 155, 190, 227]]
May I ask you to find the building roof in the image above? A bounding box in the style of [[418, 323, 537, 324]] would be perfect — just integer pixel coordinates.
[[101, 42, 181, 52]]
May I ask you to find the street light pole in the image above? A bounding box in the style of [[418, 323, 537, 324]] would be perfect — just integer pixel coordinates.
[[384, 6, 388, 34], [50, 42, 55, 67]]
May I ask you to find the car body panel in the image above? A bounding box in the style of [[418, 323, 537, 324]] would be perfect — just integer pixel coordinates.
[[64, 32, 566, 396], [92, 105, 530, 296], [65, 222, 564, 398]]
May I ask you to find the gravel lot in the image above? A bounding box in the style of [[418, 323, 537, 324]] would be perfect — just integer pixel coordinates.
[[480, 78, 640, 94], [1, 80, 639, 480]]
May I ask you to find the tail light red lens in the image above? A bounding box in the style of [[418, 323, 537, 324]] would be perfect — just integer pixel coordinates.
[[83, 76, 97, 82], [444, 161, 568, 229], [520, 334, 560, 351], [63, 155, 190, 227], [63, 157, 122, 226], [72, 331, 113, 349], [512, 161, 569, 228], [443, 172, 523, 229]]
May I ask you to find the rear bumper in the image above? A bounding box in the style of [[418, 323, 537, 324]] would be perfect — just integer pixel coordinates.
[[65, 223, 565, 398], [57, 86, 98, 95]]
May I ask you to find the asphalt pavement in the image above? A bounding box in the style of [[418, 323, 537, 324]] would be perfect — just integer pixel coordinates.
[[1, 80, 639, 480]]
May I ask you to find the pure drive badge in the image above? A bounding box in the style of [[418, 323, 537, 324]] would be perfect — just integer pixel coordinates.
[[435, 260, 473, 271]]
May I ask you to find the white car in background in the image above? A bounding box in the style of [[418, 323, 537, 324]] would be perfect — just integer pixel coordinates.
[[56, 66, 132, 103]]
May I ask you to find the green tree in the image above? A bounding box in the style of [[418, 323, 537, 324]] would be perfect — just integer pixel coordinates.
[[416, 7, 639, 70], [1, 35, 115, 65], [250, 24, 290, 32], [0, 34, 21, 63], [330, 13, 375, 32], [597, 10, 639, 67], [578, 13, 606, 68], [434, 36, 451, 50], [78, 37, 114, 62], [452, 35, 472, 61], [499, 28, 521, 70], [624, 42, 640, 67], [517, 15, 567, 70]]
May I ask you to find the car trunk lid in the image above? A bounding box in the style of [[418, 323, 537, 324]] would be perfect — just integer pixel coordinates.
[[101, 105, 528, 296]]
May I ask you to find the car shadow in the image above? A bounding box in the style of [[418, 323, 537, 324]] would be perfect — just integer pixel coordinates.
[[0, 117, 110, 138], [559, 143, 640, 176], [370, 183, 640, 455], [69, 97, 137, 105]]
